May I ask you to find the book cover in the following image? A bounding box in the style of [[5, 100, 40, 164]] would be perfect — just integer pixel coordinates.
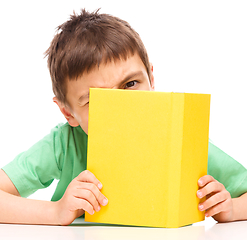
[[85, 88, 210, 228]]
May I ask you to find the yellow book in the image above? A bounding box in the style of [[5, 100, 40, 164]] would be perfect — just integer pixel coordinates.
[[85, 88, 210, 228]]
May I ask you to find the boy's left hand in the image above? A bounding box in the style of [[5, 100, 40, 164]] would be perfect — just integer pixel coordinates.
[[197, 175, 233, 222]]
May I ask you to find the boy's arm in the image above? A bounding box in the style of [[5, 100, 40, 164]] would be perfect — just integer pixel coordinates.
[[0, 169, 57, 224], [0, 169, 108, 225], [232, 192, 247, 221], [197, 175, 247, 222], [0, 188, 58, 225]]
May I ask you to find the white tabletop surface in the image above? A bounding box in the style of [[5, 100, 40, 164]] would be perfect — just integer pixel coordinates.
[[0, 217, 246, 240]]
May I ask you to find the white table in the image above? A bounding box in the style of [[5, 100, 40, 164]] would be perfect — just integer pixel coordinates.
[[0, 217, 246, 240]]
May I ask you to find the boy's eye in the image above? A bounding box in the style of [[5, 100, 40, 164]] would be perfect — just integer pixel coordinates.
[[124, 80, 137, 89]]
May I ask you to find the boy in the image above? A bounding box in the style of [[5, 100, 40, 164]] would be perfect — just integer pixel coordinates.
[[1, 9, 247, 226]]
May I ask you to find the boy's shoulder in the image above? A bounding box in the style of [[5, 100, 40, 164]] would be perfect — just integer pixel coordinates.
[[34, 122, 87, 158], [51, 122, 88, 153], [2, 123, 87, 198]]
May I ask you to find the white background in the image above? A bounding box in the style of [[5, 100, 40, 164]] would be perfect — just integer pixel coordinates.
[[0, 0, 246, 200]]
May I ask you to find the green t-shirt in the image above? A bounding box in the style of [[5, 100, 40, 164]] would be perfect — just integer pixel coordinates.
[[2, 123, 247, 201]]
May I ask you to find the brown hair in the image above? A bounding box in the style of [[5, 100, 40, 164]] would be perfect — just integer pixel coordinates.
[[45, 9, 151, 104]]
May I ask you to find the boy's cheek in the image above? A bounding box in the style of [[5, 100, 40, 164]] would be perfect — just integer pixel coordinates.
[[73, 110, 89, 134], [78, 119, 88, 134]]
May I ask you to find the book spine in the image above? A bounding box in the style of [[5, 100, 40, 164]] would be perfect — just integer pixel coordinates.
[[178, 93, 210, 226]]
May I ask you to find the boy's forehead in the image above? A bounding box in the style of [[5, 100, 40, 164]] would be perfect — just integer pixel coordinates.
[[92, 54, 145, 76]]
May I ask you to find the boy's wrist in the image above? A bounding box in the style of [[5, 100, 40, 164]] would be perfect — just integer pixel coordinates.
[[52, 199, 79, 226], [33, 200, 62, 225], [231, 198, 240, 222], [52, 200, 65, 226], [231, 197, 245, 222]]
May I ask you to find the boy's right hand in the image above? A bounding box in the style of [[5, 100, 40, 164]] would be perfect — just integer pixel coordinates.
[[55, 170, 108, 226]]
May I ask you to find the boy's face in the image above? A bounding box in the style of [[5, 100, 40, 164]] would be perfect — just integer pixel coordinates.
[[54, 53, 154, 134]]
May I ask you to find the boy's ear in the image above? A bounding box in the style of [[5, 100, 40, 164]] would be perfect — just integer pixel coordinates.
[[150, 63, 155, 91], [53, 97, 80, 127]]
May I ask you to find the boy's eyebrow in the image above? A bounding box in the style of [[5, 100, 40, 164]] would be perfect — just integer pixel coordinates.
[[78, 71, 145, 103], [78, 92, 89, 103], [120, 71, 144, 85]]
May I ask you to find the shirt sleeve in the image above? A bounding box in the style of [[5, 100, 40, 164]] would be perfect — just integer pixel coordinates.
[[2, 125, 63, 198], [208, 141, 247, 198]]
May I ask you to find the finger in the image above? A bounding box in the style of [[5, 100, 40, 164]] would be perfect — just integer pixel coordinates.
[[73, 197, 95, 215], [198, 190, 230, 211], [76, 170, 103, 190], [204, 199, 231, 217], [76, 182, 108, 208], [198, 175, 216, 187], [197, 181, 225, 199], [73, 188, 101, 212]]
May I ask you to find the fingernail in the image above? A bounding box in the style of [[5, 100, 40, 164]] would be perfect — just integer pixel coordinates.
[[205, 213, 209, 217], [98, 183, 103, 189], [197, 190, 202, 198], [97, 206, 101, 212], [198, 179, 203, 186], [102, 198, 108, 206], [91, 210, 95, 215], [199, 204, 204, 211]]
